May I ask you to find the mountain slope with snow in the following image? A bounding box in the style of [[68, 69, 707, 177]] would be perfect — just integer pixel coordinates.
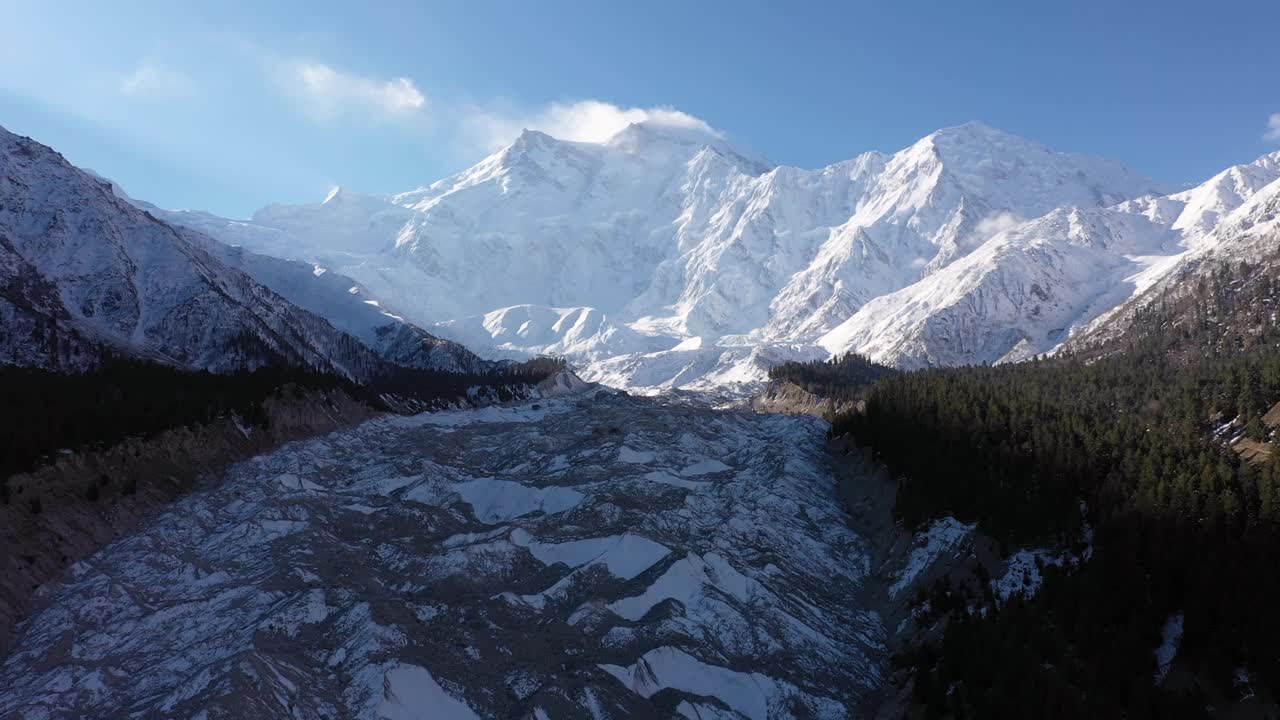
[[819, 150, 1280, 367], [0, 126, 486, 377], [164, 120, 1174, 387], [819, 206, 1183, 367], [196, 241, 486, 373], [1063, 162, 1280, 353]]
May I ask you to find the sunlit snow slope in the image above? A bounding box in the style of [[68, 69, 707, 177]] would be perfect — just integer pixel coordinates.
[[161, 120, 1181, 389], [0, 125, 484, 376]]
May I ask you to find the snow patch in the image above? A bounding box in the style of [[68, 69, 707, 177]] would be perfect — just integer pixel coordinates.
[[378, 664, 480, 720], [891, 517, 974, 599], [617, 446, 657, 464], [679, 458, 731, 476], [600, 647, 777, 720], [452, 478, 585, 523], [1154, 612, 1184, 685], [516, 532, 671, 580], [608, 552, 752, 621], [642, 470, 708, 490]]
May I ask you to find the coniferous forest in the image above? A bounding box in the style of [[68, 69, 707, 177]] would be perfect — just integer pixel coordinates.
[[818, 258, 1280, 718], [0, 356, 565, 483], [768, 352, 896, 402]]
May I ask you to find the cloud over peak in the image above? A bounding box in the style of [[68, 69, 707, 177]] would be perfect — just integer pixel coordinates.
[[1266, 113, 1280, 142], [468, 100, 720, 151], [284, 61, 427, 121], [119, 62, 193, 99]]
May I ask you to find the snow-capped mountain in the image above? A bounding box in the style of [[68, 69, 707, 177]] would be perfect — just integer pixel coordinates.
[[1062, 155, 1280, 351], [820, 149, 1280, 368], [190, 241, 486, 374], [0, 126, 484, 377], [164, 120, 1173, 388], [818, 206, 1184, 368]]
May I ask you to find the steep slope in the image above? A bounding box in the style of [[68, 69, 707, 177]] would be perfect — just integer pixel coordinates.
[[1064, 171, 1280, 355], [200, 242, 487, 373], [821, 151, 1280, 367], [0, 234, 105, 370], [819, 207, 1182, 367], [759, 122, 1161, 341], [433, 304, 677, 362], [165, 121, 1165, 387], [0, 126, 489, 378], [98, 171, 488, 374]]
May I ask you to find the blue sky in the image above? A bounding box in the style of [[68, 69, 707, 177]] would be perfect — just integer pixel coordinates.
[[3, 0, 1278, 218]]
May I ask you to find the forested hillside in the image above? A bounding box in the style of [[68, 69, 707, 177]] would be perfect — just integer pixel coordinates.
[[1080, 254, 1280, 363], [767, 352, 896, 401], [0, 357, 566, 484], [818, 258, 1280, 717]]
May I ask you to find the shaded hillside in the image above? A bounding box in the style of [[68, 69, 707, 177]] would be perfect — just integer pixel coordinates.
[[828, 346, 1280, 718], [1079, 254, 1280, 364], [0, 357, 567, 483]]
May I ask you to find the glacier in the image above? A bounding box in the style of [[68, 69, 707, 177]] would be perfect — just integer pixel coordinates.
[[0, 392, 887, 718]]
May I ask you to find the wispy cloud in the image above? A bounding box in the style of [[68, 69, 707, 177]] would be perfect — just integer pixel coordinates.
[[466, 100, 720, 151], [281, 61, 427, 122], [119, 62, 193, 99], [1266, 113, 1280, 142], [975, 211, 1023, 239]]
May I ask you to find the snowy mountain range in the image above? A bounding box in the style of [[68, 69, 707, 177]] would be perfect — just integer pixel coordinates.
[[5, 116, 1279, 719], [1060, 151, 1280, 351], [6, 119, 1278, 388], [148, 118, 1254, 388], [0, 126, 484, 378]]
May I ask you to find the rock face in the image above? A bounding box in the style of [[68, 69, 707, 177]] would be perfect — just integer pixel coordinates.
[[749, 380, 857, 419], [0, 394, 887, 719], [0, 126, 485, 377]]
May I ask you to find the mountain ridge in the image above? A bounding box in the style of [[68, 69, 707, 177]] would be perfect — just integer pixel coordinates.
[[40, 119, 1277, 390], [0, 125, 488, 378], [150, 120, 1186, 390]]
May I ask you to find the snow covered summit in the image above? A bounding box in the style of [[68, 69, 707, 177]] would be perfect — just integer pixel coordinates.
[[148, 121, 1186, 389]]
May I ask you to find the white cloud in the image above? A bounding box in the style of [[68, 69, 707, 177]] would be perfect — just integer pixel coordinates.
[[467, 100, 720, 151], [119, 63, 193, 99], [976, 211, 1024, 238], [1266, 113, 1280, 142], [283, 61, 426, 121]]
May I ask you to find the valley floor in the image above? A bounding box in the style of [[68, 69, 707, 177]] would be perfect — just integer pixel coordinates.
[[0, 391, 893, 719]]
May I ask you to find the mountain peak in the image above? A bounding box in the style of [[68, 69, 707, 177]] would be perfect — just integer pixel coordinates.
[[936, 119, 1000, 136], [512, 128, 556, 148], [605, 119, 723, 147], [924, 121, 1045, 152], [604, 120, 773, 175]]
